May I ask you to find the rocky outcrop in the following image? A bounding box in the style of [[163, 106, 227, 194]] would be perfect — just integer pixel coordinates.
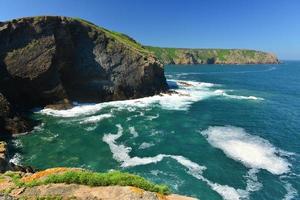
[[145, 46, 280, 65], [0, 93, 33, 136], [0, 141, 8, 172], [7, 184, 197, 200], [0, 140, 35, 173], [0, 168, 197, 200], [0, 16, 168, 135]]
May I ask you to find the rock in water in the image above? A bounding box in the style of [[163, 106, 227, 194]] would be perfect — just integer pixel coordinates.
[[0, 16, 168, 135]]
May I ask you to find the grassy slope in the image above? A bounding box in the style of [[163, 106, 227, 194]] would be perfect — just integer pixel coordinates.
[[72, 18, 151, 56]]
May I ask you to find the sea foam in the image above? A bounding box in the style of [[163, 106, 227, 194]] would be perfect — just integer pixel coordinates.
[[40, 80, 263, 118], [129, 127, 139, 138], [79, 114, 113, 124], [282, 182, 298, 200], [102, 124, 262, 200], [214, 89, 264, 100], [138, 142, 155, 149], [102, 124, 207, 170], [201, 126, 291, 175]]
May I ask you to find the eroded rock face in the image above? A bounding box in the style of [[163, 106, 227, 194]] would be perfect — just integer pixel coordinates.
[[0, 93, 32, 135], [0, 16, 168, 135], [0, 141, 8, 172]]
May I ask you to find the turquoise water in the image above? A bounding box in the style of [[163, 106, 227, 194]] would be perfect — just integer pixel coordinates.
[[11, 62, 300, 200]]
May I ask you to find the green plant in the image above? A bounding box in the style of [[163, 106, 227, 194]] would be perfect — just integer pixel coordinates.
[[42, 171, 170, 194]]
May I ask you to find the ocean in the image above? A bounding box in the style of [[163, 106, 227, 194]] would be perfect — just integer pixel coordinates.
[[10, 61, 300, 200]]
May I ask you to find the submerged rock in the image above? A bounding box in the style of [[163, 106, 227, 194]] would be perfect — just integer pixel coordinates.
[[0, 16, 168, 135]]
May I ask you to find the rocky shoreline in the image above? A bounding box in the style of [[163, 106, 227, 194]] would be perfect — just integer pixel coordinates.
[[0, 16, 168, 137]]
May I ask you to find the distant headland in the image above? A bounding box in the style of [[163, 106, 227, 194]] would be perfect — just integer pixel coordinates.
[[145, 46, 279, 65]]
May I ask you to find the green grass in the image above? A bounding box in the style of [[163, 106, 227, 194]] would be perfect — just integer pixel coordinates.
[[43, 171, 170, 194], [3, 170, 170, 195]]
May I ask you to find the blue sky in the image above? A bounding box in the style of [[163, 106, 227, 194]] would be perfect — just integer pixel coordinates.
[[0, 0, 299, 59]]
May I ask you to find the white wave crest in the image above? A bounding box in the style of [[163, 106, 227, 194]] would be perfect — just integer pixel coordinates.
[[40, 103, 105, 117], [80, 114, 113, 124], [9, 153, 22, 165], [201, 126, 291, 175], [214, 90, 264, 100]]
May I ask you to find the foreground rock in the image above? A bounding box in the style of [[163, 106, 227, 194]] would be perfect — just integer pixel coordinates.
[[5, 184, 196, 200], [0, 168, 197, 200], [0, 16, 168, 135], [146, 46, 279, 65]]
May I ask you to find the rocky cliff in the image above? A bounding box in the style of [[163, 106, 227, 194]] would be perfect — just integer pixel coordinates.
[[145, 46, 279, 65], [0, 16, 168, 135]]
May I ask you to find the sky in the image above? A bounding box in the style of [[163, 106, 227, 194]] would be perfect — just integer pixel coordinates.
[[0, 0, 299, 60]]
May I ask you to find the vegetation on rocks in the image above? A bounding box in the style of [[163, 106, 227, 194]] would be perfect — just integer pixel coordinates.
[[73, 18, 151, 56], [43, 171, 170, 194], [1, 168, 170, 195], [145, 46, 279, 65]]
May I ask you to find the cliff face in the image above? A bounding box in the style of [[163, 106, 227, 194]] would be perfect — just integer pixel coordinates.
[[145, 46, 279, 65], [0, 16, 168, 135]]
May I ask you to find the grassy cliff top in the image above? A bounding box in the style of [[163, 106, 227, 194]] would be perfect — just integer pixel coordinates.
[[71, 17, 151, 55]]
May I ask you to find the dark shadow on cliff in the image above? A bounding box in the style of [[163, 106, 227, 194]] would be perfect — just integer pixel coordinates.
[[58, 22, 110, 103], [207, 57, 216, 64]]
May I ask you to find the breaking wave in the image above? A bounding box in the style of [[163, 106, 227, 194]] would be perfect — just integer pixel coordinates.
[[214, 90, 264, 100], [201, 126, 291, 175], [40, 80, 263, 118]]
